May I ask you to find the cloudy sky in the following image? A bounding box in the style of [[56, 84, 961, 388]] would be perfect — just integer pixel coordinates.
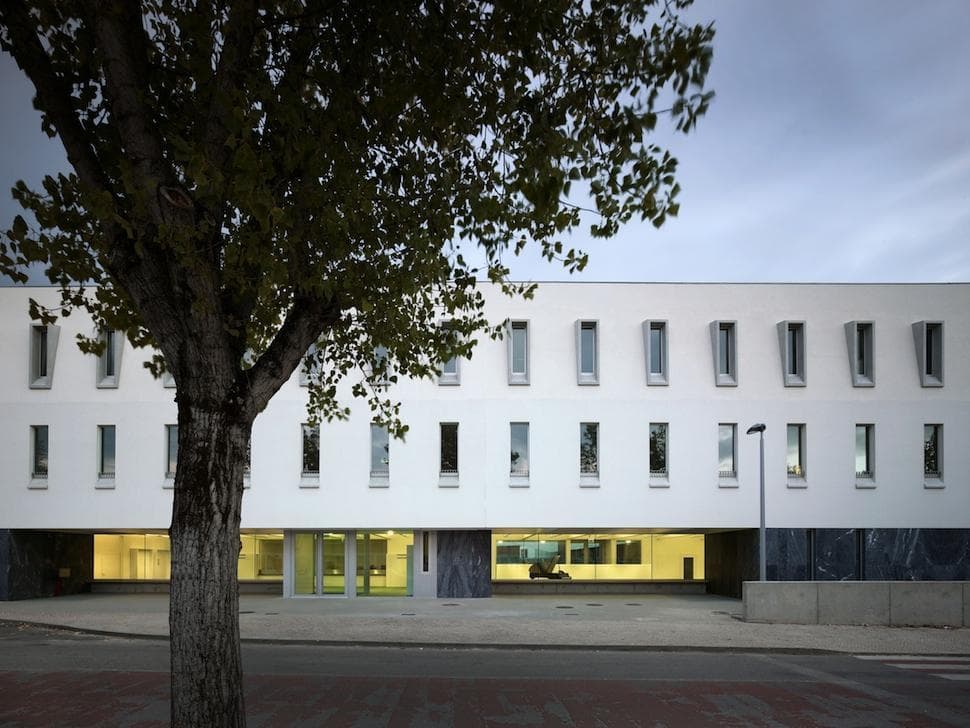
[[1, 0, 968, 285]]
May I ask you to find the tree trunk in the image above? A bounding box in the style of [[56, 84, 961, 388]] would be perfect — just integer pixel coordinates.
[[169, 402, 251, 727]]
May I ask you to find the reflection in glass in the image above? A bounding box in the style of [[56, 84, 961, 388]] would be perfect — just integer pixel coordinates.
[[166, 424, 178, 477], [99, 425, 116, 477], [31, 425, 48, 477], [924, 424, 940, 476], [718, 423, 735, 477], [649, 423, 667, 475], [301, 424, 319, 475], [786, 424, 803, 477], [370, 424, 389, 475], [580, 423, 598, 475], [580, 322, 596, 375], [855, 424, 872, 477], [357, 531, 414, 596], [440, 423, 458, 473], [510, 423, 529, 475]]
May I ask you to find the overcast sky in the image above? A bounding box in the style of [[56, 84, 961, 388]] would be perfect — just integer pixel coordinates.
[[2, 0, 968, 285]]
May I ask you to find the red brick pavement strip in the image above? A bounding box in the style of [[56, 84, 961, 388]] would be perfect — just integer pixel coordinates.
[[0, 672, 952, 727]]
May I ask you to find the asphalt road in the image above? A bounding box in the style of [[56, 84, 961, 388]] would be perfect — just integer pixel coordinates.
[[1, 622, 968, 727]]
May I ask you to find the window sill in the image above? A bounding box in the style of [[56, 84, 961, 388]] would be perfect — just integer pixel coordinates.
[[27, 478, 48, 490], [579, 474, 600, 488], [855, 479, 876, 489], [243, 474, 251, 489], [648, 475, 670, 488], [437, 376, 460, 387], [508, 376, 530, 386], [783, 376, 806, 388], [299, 475, 319, 489], [96, 378, 120, 389], [715, 376, 738, 387], [29, 379, 52, 389], [923, 477, 944, 489], [509, 474, 530, 488], [920, 376, 943, 388], [438, 473, 459, 488], [786, 478, 807, 489], [851, 377, 874, 388], [717, 477, 739, 489], [646, 375, 669, 386], [95, 478, 116, 490], [162, 477, 175, 490], [369, 474, 389, 488], [577, 377, 600, 386]]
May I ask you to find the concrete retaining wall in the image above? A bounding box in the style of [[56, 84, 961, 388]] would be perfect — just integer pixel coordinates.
[[744, 581, 970, 626]]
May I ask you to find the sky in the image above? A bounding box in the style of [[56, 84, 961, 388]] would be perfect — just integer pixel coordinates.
[[1, 0, 968, 285]]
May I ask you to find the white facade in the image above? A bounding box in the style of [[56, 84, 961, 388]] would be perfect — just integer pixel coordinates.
[[1, 282, 968, 536]]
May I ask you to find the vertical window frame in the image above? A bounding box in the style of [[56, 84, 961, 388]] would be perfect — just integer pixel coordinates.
[[855, 423, 875, 486], [845, 321, 874, 387], [509, 422, 530, 486], [923, 423, 943, 487], [439, 422, 459, 487], [786, 423, 806, 486], [507, 320, 530, 385], [29, 324, 60, 389], [717, 423, 737, 483], [778, 321, 806, 387], [710, 321, 738, 387], [575, 320, 599, 385], [642, 320, 669, 386], [912, 321, 944, 387]]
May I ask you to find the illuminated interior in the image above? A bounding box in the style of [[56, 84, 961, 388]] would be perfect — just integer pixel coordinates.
[[293, 530, 414, 596], [491, 532, 705, 581], [93, 533, 283, 581]]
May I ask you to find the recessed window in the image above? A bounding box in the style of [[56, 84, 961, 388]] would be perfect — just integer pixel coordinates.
[[912, 321, 944, 387], [301, 424, 319, 476], [576, 320, 599, 385], [845, 321, 874, 387], [97, 328, 124, 388], [510, 422, 529, 481], [438, 322, 460, 386], [440, 422, 458, 478], [855, 424, 874, 482], [508, 320, 530, 385], [164, 424, 179, 479], [370, 424, 389, 477], [580, 422, 599, 478], [30, 425, 49, 479], [778, 321, 806, 386], [711, 321, 738, 386], [649, 423, 668, 477], [642, 320, 668, 386], [29, 325, 59, 389], [718, 423, 736, 479], [98, 425, 116, 480], [924, 424, 942, 482], [786, 424, 805, 480]]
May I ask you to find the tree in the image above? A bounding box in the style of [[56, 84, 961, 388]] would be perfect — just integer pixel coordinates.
[[0, 1, 713, 724]]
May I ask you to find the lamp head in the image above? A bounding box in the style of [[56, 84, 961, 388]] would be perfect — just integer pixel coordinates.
[[746, 423, 766, 434]]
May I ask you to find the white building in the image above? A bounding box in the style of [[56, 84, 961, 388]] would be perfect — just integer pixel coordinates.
[[1, 282, 968, 600]]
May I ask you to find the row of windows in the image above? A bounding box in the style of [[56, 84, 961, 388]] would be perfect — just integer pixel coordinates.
[[26, 421, 945, 488], [26, 319, 946, 391]]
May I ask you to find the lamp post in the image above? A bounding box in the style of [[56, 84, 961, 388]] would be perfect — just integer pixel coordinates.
[[746, 423, 767, 581]]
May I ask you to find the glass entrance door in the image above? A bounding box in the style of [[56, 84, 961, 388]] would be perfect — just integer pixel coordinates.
[[293, 532, 346, 596], [356, 530, 414, 596]]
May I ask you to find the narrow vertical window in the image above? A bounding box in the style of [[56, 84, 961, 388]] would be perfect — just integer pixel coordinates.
[[438, 322, 460, 385], [244, 439, 252, 477], [31, 425, 49, 478], [508, 321, 529, 385], [649, 423, 668, 476], [846, 322, 874, 386], [579, 422, 599, 475], [855, 424, 874, 480], [422, 531, 430, 572], [779, 321, 806, 386], [718, 423, 736, 478], [371, 345, 389, 385], [166, 424, 179, 478], [301, 424, 319, 476], [440, 423, 458, 474], [643, 320, 668, 385], [913, 321, 944, 387], [711, 321, 738, 386], [510, 423, 529, 476], [576, 320, 599, 384], [29, 325, 59, 389], [786, 424, 804, 478], [103, 330, 116, 377], [98, 425, 116, 479], [370, 424, 389, 475], [924, 424, 942, 479], [97, 328, 123, 388]]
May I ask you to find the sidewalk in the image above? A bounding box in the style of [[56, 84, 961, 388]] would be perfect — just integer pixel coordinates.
[[1, 592, 968, 654]]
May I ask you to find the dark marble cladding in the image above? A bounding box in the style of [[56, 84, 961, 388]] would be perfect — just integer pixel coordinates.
[[436, 530, 491, 598], [865, 529, 970, 581], [0, 530, 93, 600], [814, 529, 859, 581], [704, 529, 758, 599], [766, 529, 810, 581]]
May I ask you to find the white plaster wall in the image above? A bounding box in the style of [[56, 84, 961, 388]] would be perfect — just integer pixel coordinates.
[[1, 283, 967, 531]]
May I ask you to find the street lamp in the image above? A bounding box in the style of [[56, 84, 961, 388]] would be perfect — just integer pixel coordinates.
[[746, 423, 767, 581]]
